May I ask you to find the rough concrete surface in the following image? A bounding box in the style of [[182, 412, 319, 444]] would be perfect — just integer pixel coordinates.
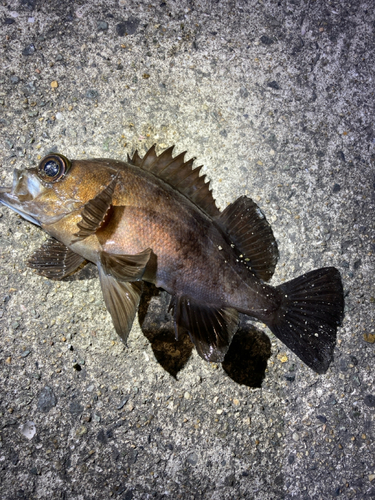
[[0, 0, 374, 499]]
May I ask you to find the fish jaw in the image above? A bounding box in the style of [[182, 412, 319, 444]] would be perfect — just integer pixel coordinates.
[[0, 168, 74, 226], [0, 188, 41, 226]]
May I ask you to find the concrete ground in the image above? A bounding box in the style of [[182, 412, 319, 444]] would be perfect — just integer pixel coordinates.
[[0, 0, 374, 498]]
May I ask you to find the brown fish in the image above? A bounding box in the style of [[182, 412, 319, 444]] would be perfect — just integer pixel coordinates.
[[0, 146, 344, 373]]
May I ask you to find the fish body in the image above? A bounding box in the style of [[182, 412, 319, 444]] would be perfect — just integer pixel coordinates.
[[0, 146, 344, 372]]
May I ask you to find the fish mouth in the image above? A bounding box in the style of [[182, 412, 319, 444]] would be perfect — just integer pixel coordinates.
[[0, 188, 41, 226], [0, 169, 43, 226]]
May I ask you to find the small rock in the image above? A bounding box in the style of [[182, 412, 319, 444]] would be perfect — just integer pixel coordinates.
[[22, 44, 35, 56], [267, 81, 280, 90], [37, 386, 57, 413], [76, 425, 87, 436], [260, 35, 274, 45], [186, 451, 198, 465], [363, 333, 375, 344], [69, 401, 84, 416], [316, 415, 327, 424], [86, 89, 99, 99], [292, 432, 299, 441], [116, 17, 140, 36], [10, 76, 20, 84], [364, 395, 375, 408], [117, 396, 129, 410], [97, 21, 108, 31], [19, 421, 36, 439]]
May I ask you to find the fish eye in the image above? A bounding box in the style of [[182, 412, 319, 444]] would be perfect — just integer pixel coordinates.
[[38, 154, 71, 182]]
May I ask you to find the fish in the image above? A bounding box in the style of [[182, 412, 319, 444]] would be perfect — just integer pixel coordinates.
[[0, 145, 344, 373]]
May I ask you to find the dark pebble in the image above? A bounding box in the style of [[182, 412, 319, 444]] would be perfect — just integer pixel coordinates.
[[69, 400, 84, 415], [117, 396, 129, 410], [10, 76, 20, 84], [288, 454, 295, 464], [353, 259, 361, 270], [316, 415, 327, 423], [337, 150, 346, 161], [4, 18, 15, 25], [97, 429, 107, 444], [116, 17, 140, 36], [240, 87, 249, 98], [123, 490, 133, 500], [85, 89, 99, 100], [267, 81, 280, 90], [364, 395, 375, 408], [22, 44, 35, 56], [219, 129, 228, 137], [260, 35, 274, 45], [224, 473, 235, 486], [333, 183, 341, 193], [37, 386, 57, 413], [350, 356, 358, 366]]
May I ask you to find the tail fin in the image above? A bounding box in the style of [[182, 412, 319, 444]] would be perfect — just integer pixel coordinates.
[[268, 267, 344, 373]]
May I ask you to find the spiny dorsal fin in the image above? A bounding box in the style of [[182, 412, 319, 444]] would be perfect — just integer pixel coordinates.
[[128, 145, 219, 218], [215, 196, 279, 282]]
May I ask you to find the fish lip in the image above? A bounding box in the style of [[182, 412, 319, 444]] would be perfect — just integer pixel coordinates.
[[0, 190, 41, 226]]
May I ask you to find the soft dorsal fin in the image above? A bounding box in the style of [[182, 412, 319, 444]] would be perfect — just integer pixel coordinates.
[[215, 196, 279, 282], [127, 145, 219, 218]]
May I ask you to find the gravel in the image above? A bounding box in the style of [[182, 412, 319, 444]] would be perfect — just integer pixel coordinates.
[[0, 0, 374, 499]]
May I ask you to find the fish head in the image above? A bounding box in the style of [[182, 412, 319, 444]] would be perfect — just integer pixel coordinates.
[[0, 153, 117, 228]]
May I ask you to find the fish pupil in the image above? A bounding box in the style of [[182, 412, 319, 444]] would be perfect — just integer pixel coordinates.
[[43, 160, 60, 177]]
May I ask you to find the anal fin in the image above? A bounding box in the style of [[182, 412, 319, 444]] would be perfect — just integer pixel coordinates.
[[27, 238, 85, 279], [170, 296, 239, 363], [215, 196, 279, 281]]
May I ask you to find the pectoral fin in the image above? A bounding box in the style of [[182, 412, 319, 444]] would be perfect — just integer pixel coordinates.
[[27, 238, 85, 279], [74, 176, 118, 240], [98, 263, 143, 343], [170, 295, 239, 363], [100, 248, 153, 281]]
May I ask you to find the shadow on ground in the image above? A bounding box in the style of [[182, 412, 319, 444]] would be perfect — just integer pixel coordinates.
[[62, 264, 271, 386], [138, 282, 271, 386]]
